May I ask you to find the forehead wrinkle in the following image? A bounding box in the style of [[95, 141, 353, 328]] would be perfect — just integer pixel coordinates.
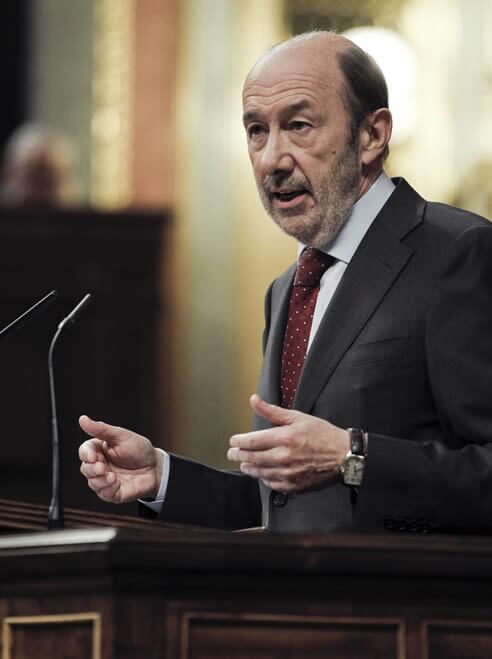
[[243, 99, 317, 125], [243, 88, 322, 107], [243, 75, 338, 101], [243, 75, 341, 114], [246, 70, 331, 86]]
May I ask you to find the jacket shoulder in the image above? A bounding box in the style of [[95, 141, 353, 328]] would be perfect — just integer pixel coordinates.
[[424, 200, 491, 237]]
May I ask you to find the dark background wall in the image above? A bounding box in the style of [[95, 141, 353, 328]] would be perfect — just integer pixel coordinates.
[[0, 3, 28, 152], [0, 208, 167, 517]]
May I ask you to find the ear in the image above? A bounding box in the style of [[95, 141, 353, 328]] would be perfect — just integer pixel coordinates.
[[358, 108, 392, 166]]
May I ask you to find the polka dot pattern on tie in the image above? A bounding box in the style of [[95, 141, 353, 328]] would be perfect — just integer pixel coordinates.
[[280, 247, 335, 409]]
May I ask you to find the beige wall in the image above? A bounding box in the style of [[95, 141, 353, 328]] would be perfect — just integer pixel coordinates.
[[28, 0, 93, 197], [172, 0, 296, 466]]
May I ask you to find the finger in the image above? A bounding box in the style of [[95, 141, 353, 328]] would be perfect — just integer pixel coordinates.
[[86, 473, 116, 492], [262, 480, 297, 493], [79, 415, 125, 446], [227, 445, 288, 467], [249, 394, 297, 426], [240, 463, 278, 478], [90, 479, 122, 503], [80, 460, 107, 479], [229, 427, 285, 451], [78, 438, 106, 463], [239, 462, 298, 481]]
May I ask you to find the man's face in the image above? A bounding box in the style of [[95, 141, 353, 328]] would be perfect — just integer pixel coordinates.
[[242, 43, 361, 247]]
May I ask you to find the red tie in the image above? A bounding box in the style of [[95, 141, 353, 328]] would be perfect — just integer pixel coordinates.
[[280, 248, 335, 408]]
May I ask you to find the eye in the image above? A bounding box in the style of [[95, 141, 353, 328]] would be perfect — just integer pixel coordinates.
[[289, 120, 310, 132], [247, 124, 266, 139]]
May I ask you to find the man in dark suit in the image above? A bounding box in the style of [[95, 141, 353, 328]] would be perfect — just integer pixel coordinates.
[[79, 31, 492, 533]]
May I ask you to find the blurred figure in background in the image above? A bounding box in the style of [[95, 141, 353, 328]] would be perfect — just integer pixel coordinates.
[[0, 123, 80, 208]]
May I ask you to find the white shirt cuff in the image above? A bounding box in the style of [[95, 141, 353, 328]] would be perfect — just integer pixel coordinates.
[[138, 448, 170, 513]]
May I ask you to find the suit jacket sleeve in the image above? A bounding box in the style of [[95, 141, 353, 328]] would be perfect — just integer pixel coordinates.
[[150, 454, 262, 530]]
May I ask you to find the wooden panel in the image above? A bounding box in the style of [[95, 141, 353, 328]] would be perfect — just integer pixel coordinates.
[[0, 209, 167, 515], [181, 612, 405, 659], [424, 620, 492, 659], [2, 612, 101, 659]]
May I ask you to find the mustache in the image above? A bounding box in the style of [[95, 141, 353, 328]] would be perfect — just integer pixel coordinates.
[[262, 175, 313, 196]]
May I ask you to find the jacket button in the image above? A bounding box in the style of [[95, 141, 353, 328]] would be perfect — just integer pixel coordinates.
[[272, 491, 288, 507]]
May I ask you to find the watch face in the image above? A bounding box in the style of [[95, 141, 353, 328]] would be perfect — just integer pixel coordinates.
[[344, 455, 365, 486]]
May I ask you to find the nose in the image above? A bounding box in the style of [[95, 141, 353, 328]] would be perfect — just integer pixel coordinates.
[[258, 130, 294, 177]]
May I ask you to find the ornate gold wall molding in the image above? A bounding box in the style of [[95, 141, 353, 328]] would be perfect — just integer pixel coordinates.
[[91, 0, 134, 208]]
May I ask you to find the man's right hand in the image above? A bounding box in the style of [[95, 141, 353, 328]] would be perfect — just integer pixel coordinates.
[[78, 416, 163, 503]]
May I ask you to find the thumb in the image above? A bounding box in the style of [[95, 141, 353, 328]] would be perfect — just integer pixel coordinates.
[[79, 415, 122, 445], [249, 394, 297, 426]]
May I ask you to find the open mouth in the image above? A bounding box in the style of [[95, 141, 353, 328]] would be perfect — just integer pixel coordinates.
[[272, 189, 308, 202]]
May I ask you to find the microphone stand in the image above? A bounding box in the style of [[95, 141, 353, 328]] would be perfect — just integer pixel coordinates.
[[48, 294, 92, 530], [0, 290, 57, 340], [47, 324, 64, 530]]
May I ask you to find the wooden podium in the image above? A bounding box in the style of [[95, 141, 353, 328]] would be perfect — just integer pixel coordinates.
[[1, 500, 492, 658]]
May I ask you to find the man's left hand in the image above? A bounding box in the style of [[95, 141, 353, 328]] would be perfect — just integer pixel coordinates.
[[227, 394, 350, 492]]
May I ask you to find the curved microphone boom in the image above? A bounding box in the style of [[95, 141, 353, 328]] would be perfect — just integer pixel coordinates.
[[48, 294, 92, 530]]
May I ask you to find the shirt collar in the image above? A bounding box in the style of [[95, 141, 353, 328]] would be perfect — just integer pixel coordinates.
[[298, 170, 395, 264]]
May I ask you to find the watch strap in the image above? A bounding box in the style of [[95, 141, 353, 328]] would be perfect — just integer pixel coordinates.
[[348, 428, 365, 456]]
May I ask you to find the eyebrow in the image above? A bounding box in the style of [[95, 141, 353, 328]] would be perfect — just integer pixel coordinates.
[[242, 99, 314, 126]]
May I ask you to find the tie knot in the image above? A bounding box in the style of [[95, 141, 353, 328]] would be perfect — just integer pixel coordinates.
[[294, 247, 335, 287]]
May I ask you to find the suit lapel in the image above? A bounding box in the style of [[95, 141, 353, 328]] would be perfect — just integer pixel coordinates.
[[293, 178, 426, 413], [257, 264, 295, 407]]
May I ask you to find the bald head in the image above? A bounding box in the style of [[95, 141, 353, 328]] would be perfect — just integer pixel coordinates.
[[246, 31, 348, 80], [244, 32, 347, 106]]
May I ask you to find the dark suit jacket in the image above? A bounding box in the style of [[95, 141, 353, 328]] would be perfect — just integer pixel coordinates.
[[157, 178, 492, 533]]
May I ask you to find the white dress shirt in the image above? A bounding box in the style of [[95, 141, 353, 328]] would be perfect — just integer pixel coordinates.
[[143, 171, 395, 511], [303, 170, 395, 352]]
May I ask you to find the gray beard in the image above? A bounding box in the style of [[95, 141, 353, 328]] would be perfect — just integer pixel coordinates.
[[260, 143, 360, 248]]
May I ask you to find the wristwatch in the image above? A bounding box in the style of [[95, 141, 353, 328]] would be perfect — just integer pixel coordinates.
[[340, 428, 367, 487]]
